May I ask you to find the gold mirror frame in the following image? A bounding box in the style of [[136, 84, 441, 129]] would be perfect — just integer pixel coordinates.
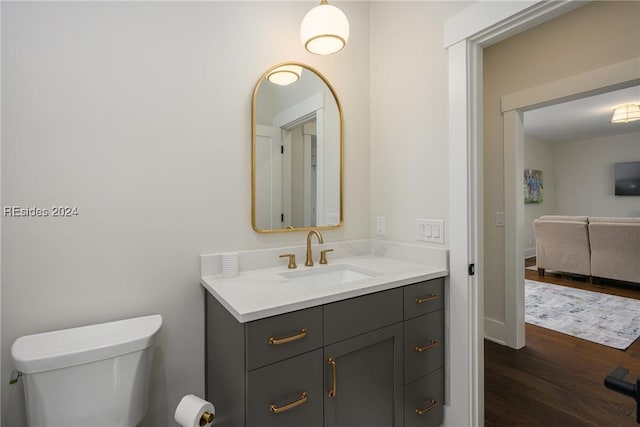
[[251, 62, 344, 233]]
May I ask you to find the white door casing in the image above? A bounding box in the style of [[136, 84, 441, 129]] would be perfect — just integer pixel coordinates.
[[444, 1, 585, 425]]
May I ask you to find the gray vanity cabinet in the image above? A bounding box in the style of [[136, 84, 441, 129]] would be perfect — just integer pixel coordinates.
[[205, 277, 445, 427]]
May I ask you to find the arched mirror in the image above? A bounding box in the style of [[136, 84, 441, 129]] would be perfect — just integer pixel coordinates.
[[252, 62, 343, 233]]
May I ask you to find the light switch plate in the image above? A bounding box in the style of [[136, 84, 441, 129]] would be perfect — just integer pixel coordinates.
[[416, 219, 444, 243]]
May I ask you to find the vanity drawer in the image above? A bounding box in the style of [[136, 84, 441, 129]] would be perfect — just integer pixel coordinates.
[[246, 306, 323, 370], [404, 310, 444, 384], [246, 349, 323, 427], [404, 278, 444, 320], [404, 368, 444, 427], [324, 287, 403, 345]]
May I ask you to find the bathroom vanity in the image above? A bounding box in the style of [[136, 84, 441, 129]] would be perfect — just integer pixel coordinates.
[[201, 246, 447, 427]]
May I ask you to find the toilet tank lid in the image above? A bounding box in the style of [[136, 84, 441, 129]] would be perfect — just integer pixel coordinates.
[[11, 314, 162, 374]]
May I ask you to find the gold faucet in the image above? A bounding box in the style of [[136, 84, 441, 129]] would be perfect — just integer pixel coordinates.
[[305, 229, 324, 266]]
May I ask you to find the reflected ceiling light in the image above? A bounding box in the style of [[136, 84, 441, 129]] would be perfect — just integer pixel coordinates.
[[611, 103, 640, 124], [300, 0, 349, 55], [267, 65, 303, 86]]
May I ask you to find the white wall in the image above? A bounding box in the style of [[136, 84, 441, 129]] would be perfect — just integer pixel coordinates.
[[554, 132, 640, 217], [522, 131, 640, 260], [1, 2, 371, 425], [523, 134, 556, 257], [369, 1, 471, 244], [1, 1, 480, 424]]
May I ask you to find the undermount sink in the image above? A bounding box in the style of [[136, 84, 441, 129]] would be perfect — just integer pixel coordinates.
[[280, 264, 377, 285]]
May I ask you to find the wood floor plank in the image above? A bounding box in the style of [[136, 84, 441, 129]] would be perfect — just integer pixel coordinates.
[[485, 258, 640, 426]]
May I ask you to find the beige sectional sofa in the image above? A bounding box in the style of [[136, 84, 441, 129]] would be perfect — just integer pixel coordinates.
[[533, 215, 640, 284]]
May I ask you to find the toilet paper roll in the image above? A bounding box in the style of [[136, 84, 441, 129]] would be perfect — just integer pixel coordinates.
[[174, 394, 215, 427]]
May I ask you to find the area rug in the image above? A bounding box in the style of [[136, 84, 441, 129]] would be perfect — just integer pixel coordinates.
[[525, 279, 640, 349]]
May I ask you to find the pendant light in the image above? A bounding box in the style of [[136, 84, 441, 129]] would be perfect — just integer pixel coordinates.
[[300, 0, 350, 55], [611, 103, 640, 124]]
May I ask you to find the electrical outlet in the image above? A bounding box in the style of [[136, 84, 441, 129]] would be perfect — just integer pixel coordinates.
[[496, 212, 505, 227], [376, 216, 386, 236]]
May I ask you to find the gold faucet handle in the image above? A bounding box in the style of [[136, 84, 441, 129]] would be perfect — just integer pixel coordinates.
[[319, 249, 334, 265], [279, 254, 297, 269]]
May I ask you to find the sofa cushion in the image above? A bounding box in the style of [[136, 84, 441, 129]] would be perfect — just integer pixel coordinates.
[[589, 221, 640, 283], [533, 219, 591, 276], [588, 216, 640, 224], [540, 215, 589, 222]]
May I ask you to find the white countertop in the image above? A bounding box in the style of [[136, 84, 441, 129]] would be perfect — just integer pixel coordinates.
[[201, 255, 448, 323]]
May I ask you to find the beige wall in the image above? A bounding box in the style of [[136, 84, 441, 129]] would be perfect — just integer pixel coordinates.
[[483, 1, 640, 324]]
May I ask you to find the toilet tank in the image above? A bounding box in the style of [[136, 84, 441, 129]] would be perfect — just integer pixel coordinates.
[[11, 314, 162, 427]]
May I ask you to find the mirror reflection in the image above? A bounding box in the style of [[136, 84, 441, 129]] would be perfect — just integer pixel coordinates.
[[252, 62, 343, 232]]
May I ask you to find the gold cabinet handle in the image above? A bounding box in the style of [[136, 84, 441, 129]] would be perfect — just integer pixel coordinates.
[[415, 399, 438, 415], [414, 294, 437, 304], [415, 339, 438, 353], [268, 328, 307, 345], [269, 391, 308, 414], [328, 357, 337, 397]]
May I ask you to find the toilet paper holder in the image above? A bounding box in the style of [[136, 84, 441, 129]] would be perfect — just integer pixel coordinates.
[[175, 394, 215, 427], [199, 411, 214, 426]]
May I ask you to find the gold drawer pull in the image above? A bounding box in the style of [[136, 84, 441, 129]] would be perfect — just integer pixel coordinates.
[[268, 328, 307, 345], [415, 339, 438, 353], [269, 391, 308, 414], [415, 399, 438, 415], [328, 357, 337, 397], [415, 294, 437, 304]]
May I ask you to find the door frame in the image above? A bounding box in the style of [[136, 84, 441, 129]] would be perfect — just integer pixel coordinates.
[[444, 1, 584, 425]]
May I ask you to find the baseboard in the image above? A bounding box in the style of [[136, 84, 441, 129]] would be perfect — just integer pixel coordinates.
[[484, 317, 506, 345], [524, 247, 536, 259]]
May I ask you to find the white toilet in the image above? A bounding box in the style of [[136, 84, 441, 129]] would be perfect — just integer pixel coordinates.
[[11, 314, 162, 427]]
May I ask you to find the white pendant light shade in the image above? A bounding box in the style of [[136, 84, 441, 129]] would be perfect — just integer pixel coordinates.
[[300, 0, 349, 55], [611, 103, 640, 124], [267, 65, 303, 86]]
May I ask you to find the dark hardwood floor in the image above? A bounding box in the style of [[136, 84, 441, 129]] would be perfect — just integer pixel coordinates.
[[485, 258, 640, 426]]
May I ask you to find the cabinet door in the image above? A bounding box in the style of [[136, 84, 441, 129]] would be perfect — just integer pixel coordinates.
[[324, 323, 404, 427], [247, 349, 323, 427]]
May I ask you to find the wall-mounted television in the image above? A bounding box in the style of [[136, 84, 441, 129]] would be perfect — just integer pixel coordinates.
[[615, 161, 640, 196]]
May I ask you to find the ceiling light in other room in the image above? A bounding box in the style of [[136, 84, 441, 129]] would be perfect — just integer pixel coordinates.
[[267, 65, 303, 86], [611, 103, 640, 124], [300, 0, 349, 55]]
